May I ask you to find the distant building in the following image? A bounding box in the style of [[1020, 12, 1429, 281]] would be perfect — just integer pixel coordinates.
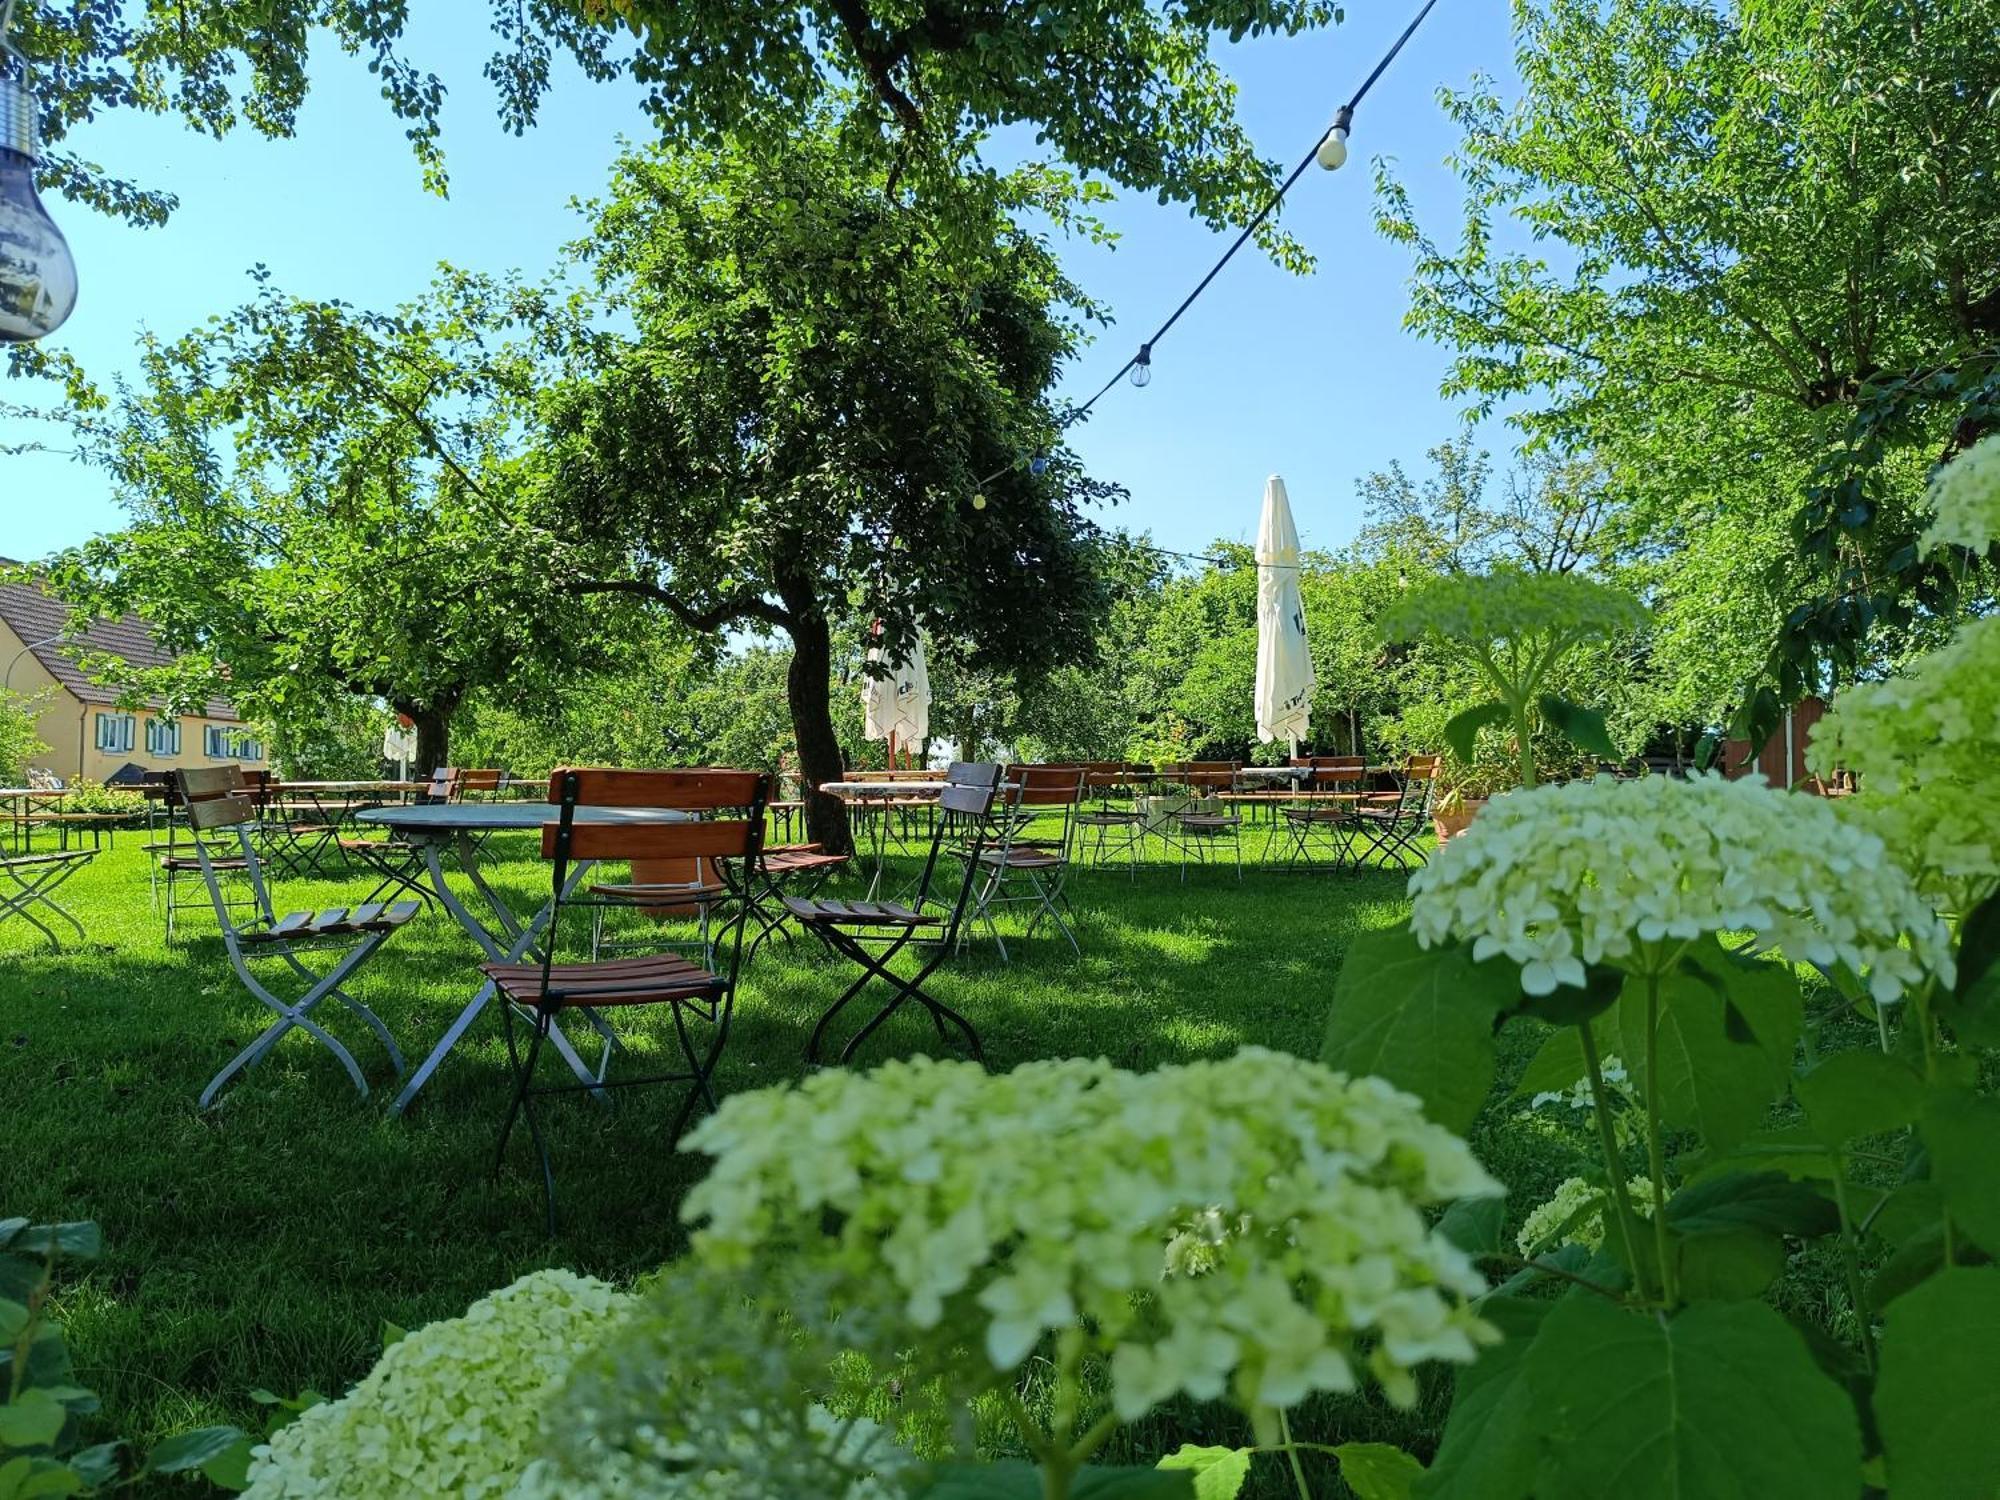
[[0, 564, 259, 783]]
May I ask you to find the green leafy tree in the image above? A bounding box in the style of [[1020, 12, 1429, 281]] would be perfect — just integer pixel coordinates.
[[0, 688, 47, 781], [10, 0, 1340, 260], [1380, 0, 2000, 750], [46, 271, 608, 771], [537, 129, 1115, 852]]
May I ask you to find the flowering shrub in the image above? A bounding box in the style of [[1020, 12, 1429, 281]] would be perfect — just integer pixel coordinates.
[[1378, 567, 1646, 785], [1407, 771, 1952, 1001], [1918, 430, 2000, 555], [683, 1050, 1501, 1427], [515, 1264, 919, 1500], [1808, 614, 2000, 910], [1379, 567, 1647, 648], [242, 1270, 630, 1499], [1515, 1175, 1651, 1258]]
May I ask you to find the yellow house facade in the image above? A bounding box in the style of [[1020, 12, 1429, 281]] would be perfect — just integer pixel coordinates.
[[0, 570, 261, 785]]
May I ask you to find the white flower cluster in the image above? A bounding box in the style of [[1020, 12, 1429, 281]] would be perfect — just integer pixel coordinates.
[[1919, 432, 2000, 555], [1515, 1176, 1651, 1259], [1408, 772, 1952, 1003], [682, 1048, 1501, 1418], [242, 1270, 631, 1500], [1809, 615, 2000, 909], [516, 1263, 922, 1500]]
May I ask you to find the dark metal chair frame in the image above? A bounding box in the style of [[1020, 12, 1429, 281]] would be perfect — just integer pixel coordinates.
[[788, 763, 1002, 1067], [1278, 756, 1368, 871], [1352, 755, 1442, 869], [0, 848, 96, 950], [488, 768, 771, 1232]]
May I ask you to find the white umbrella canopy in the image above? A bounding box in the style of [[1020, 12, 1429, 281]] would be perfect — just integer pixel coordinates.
[[862, 638, 932, 747], [1255, 474, 1316, 748]]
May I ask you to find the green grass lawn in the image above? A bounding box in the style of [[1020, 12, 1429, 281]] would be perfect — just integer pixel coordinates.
[[0, 819, 1589, 1496]]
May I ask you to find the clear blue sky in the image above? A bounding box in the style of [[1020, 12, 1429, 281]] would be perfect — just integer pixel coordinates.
[[0, 3, 1517, 564]]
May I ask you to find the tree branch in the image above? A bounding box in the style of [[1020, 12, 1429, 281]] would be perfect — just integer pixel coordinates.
[[566, 578, 791, 632], [826, 0, 922, 129]]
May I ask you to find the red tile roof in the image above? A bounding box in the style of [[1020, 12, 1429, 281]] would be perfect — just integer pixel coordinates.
[[0, 566, 239, 720]]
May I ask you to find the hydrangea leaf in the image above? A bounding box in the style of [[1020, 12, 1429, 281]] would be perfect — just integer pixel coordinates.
[[1919, 1092, 2000, 1257], [1415, 1296, 1551, 1500], [1156, 1445, 1252, 1500], [1510, 1012, 1619, 1099], [1620, 972, 1786, 1153], [1335, 1442, 1424, 1500], [0, 1390, 67, 1447], [1675, 1227, 1785, 1302], [1536, 694, 1617, 760], [1876, 1267, 2000, 1499], [1521, 1296, 1861, 1500], [1443, 701, 1510, 766], [1436, 1197, 1507, 1258], [1321, 924, 1519, 1134], [1664, 1172, 1838, 1240], [1796, 1050, 1925, 1148], [144, 1426, 247, 1477]]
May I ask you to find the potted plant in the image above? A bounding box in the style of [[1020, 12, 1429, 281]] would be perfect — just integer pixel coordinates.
[[1433, 760, 1515, 845]]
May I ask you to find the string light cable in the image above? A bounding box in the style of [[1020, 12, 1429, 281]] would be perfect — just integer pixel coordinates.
[[966, 0, 1445, 507]]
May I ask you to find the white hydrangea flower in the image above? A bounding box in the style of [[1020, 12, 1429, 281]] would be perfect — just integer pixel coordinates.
[[681, 1049, 1501, 1425], [1515, 1176, 1652, 1259], [1408, 772, 1952, 1004], [243, 1270, 631, 1500], [1919, 432, 2000, 555], [1809, 614, 2000, 910]]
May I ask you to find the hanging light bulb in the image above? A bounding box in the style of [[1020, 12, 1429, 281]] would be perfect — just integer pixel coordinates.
[[1316, 105, 1355, 172], [971, 492, 987, 511], [1028, 453, 1049, 476], [1129, 344, 1153, 389], [0, 68, 77, 343]]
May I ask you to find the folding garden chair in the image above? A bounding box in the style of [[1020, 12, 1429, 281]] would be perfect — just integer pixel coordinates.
[[1075, 762, 1149, 876], [176, 767, 416, 1109], [485, 768, 771, 1233], [1352, 755, 1442, 869], [968, 765, 1085, 960], [788, 762, 1002, 1067], [338, 768, 455, 907], [1279, 756, 1367, 871], [0, 848, 95, 951], [741, 842, 850, 960], [151, 770, 258, 944], [1172, 763, 1244, 881]]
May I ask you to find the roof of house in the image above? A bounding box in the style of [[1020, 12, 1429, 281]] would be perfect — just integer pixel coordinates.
[[0, 565, 239, 720]]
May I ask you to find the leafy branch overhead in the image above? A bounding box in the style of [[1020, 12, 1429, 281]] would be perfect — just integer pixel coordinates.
[[9, 0, 1341, 265]]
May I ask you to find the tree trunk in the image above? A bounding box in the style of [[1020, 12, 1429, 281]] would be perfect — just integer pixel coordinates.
[[398, 697, 458, 778], [784, 612, 853, 856]]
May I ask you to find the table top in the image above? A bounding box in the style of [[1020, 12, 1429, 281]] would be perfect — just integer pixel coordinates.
[[822, 780, 950, 797], [279, 780, 426, 793], [1234, 765, 1395, 781], [355, 804, 694, 834]]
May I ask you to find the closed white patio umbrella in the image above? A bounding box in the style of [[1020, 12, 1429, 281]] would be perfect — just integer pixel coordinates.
[[1255, 474, 1315, 751], [862, 637, 931, 763]]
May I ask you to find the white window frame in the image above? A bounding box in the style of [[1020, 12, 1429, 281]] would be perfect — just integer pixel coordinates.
[[144, 718, 182, 757], [95, 712, 135, 754]]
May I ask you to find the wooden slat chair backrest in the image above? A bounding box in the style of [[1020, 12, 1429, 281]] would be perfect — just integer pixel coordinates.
[[1175, 761, 1239, 794], [540, 769, 771, 865], [1007, 765, 1087, 807], [458, 768, 507, 800], [1300, 754, 1367, 788], [179, 766, 261, 832]]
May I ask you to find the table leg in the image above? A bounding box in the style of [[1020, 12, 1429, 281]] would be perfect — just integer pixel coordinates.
[[388, 840, 604, 1115]]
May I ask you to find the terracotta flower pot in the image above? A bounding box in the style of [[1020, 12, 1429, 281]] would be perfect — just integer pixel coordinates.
[[1433, 798, 1487, 846]]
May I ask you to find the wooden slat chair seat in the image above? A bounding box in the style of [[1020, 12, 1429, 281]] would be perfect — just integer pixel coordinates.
[[239, 900, 423, 944], [173, 766, 410, 1108], [739, 844, 851, 960], [785, 895, 934, 927], [0, 847, 96, 951], [490, 767, 771, 1233], [792, 764, 1002, 1066]]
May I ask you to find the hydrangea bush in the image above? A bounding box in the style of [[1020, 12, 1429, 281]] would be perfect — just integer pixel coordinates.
[[1379, 567, 1647, 785], [242, 1271, 631, 1499], [682, 1049, 1501, 1493], [1408, 771, 1952, 1001]]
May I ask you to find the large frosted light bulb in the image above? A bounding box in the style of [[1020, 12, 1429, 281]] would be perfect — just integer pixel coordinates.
[[0, 78, 77, 344]]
